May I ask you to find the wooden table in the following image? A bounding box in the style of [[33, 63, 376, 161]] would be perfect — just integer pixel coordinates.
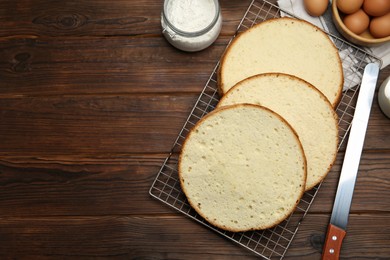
[[1, 0, 389, 259]]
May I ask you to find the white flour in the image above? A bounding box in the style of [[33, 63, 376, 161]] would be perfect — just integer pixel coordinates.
[[161, 0, 222, 52], [166, 0, 216, 32]]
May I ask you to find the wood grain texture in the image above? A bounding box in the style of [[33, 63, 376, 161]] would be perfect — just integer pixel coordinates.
[[0, 37, 227, 96], [312, 152, 390, 213], [0, 95, 198, 155], [0, 152, 388, 217], [0, 94, 388, 159], [0, 214, 388, 259], [0, 0, 389, 259], [0, 0, 247, 37], [287, 214, 390, 259]]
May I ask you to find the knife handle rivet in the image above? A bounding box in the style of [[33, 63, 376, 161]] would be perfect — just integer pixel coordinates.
[[330, 249, 335, 254], [332, 235, 337, 241]]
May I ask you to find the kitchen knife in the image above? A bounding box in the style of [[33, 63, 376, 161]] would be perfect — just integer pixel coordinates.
[[322, 63, 380, 260]]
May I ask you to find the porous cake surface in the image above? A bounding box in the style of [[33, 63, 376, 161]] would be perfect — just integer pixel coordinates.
[[218, 17, 343, 107], [179, 104, 306, 232], [218, 73, 338, 190]]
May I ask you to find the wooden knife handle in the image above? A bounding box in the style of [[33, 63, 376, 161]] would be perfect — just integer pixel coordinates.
[[322, 224, 346, 260]]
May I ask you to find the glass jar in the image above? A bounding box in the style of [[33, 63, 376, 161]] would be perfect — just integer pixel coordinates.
[[161, 0, 222, 52]]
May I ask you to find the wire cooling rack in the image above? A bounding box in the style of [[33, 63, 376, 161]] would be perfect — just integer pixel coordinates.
[[149, 0, 382, 259]]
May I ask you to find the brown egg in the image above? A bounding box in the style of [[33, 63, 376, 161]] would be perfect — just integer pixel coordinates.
[[363, 0, 390, 16], [343, 9, 370, 35], [370, 12, 390, 38], [337, 0, 364, 14], [304, 0, 328, 17]]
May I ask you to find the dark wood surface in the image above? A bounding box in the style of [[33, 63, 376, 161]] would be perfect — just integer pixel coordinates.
[[1, 0, 389, 259]]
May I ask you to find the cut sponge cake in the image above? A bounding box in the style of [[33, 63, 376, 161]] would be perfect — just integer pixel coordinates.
[[218, 73, 338, 190], [218, 17, 343, 107], [179, 104, 307, 232]]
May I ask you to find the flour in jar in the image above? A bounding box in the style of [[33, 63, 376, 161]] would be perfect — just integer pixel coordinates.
[[161, 0, 222, 52], [165, 0, 216, 32]]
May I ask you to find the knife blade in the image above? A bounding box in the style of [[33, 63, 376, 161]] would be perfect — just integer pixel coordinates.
[[322, 63, 380, 260]]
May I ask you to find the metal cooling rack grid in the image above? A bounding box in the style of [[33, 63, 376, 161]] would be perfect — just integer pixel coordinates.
[[149, 0, 381, 259]]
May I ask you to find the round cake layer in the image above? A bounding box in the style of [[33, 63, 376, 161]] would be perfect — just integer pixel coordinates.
[[218, 17, 343, 107], [179, 104, 307, 232]]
